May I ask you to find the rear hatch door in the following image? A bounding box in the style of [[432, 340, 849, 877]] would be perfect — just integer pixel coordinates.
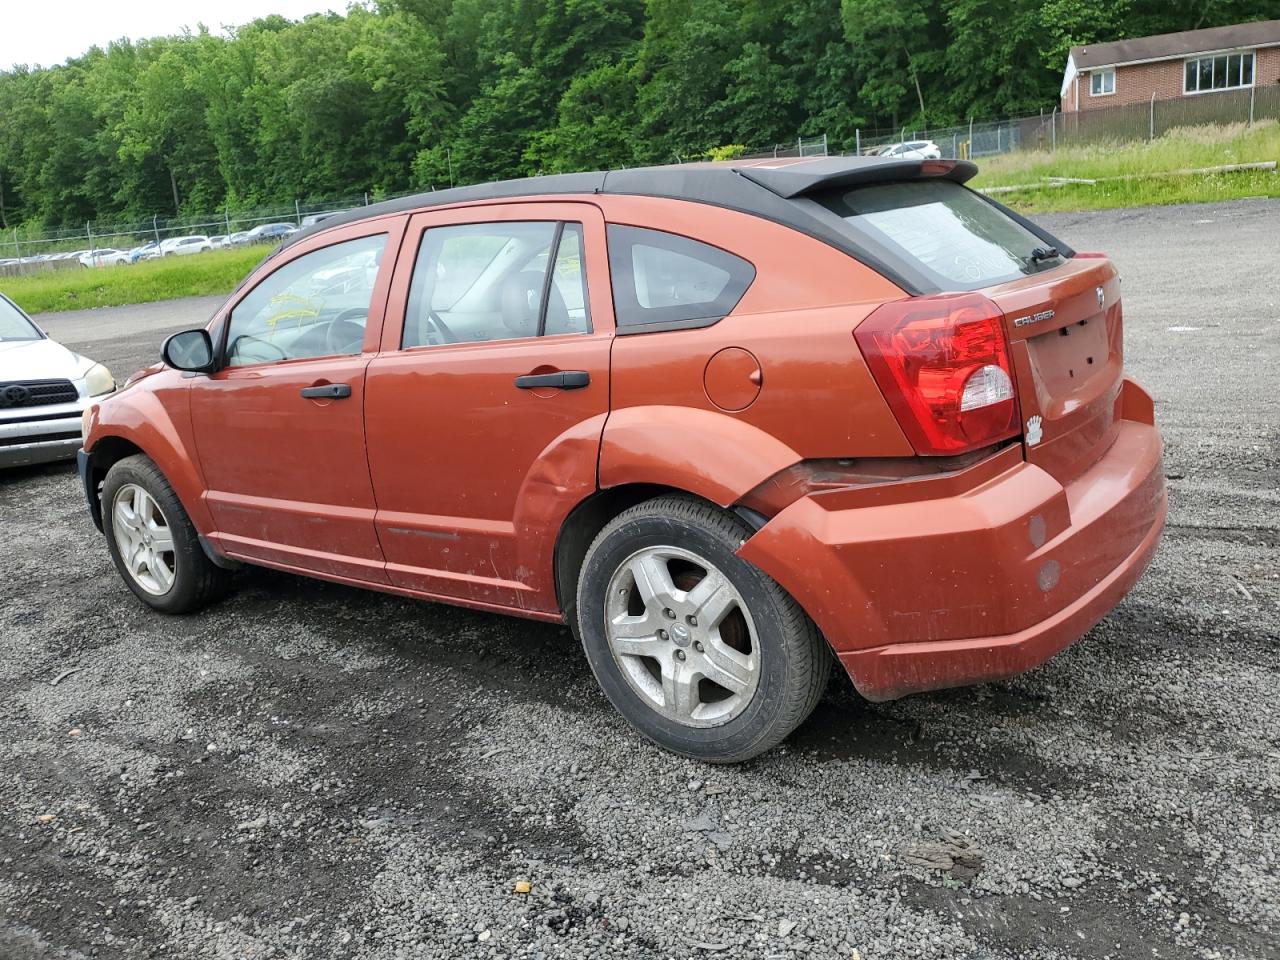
[[801, 170, 1125, 483], [986, 255, 1123, 484]]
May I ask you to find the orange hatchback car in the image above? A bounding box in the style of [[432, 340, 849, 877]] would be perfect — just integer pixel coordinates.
[[79, 157, 1166, 762]]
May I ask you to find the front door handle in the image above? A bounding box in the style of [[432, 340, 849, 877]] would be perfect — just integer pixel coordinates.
[[300, 383, 352, 399], [514, 371, 590, 390]]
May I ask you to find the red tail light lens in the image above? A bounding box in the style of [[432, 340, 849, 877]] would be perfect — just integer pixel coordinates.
[[854, 292, 1019, 455]]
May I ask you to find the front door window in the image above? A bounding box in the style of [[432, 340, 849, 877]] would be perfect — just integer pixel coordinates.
[[225, 234, 387, 366]]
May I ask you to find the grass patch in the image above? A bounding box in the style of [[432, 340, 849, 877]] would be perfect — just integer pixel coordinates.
[[985, 168, 1280, 213], [971, 121, 1280, 213], [2, 246, 269, 315]]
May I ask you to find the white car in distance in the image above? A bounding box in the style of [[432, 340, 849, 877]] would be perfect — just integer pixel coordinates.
[[876, 140, 943, 160], [160, 236, 214, 257], [79, 249, 131, 267]]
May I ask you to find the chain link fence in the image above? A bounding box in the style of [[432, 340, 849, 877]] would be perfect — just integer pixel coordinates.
[[5, 86, 1277, 265], [1, 191, 425, 263], [852, 84, 1280, 159]]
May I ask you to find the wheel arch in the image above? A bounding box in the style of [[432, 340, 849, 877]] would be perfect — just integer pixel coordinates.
[[598, 406, 802, 510], [82, 435, 147, 530], [553, 482, 772, 637], [85, 387, 212, 535], [554, 483, 684, 637]]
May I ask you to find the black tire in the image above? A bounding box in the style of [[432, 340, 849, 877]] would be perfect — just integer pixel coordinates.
[[576, 495, 830, 763], [101, 454, 230, 614]]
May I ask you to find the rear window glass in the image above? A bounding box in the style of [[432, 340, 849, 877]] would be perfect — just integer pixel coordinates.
[[813, 179, 1061, 291], [607, 225, 755, 329]]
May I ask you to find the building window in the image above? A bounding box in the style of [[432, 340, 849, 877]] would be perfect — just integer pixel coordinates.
[[1185, 51, 1254, 93], [1090, 69, 1115, 96]]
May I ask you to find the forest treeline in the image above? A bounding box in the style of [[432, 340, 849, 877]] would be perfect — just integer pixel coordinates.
[[1, 0, 1276, 228]]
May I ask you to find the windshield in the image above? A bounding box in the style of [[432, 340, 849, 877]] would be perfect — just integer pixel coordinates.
[[813, 179, 1063, 291], [0, 297, 40, 341]]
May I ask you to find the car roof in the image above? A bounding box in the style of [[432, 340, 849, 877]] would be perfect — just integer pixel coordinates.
[[282, 156, 978, 294]]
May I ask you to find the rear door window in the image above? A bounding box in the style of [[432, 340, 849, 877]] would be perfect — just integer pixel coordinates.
[[607, 225, 754, 330], [402, 220, 591, 348], [813, 179, 1062, 291]]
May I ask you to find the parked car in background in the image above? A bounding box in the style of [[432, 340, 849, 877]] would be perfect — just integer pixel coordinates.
[[160, 236, 214, 257], [128, 242, 160, 263], [1, 292, 114, 467], [246, 222, 298, 243], [80, 249, 131, 268], [875, 140, 943, 160], [209, 235, 228, 249], [226, 232, 252, 247], [79, 156, 1166, 762]]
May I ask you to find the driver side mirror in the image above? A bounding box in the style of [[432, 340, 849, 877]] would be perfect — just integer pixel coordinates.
[[161, 329, 216, 372]]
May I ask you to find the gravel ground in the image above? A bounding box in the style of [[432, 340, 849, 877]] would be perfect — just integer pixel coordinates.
[[2, 200, 1277, 960]]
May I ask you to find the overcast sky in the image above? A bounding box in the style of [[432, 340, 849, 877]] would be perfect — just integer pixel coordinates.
[[2, 0, 348, 70]]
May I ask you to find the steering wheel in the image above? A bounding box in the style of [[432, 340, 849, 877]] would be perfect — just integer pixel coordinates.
[[422, 310, 458, 346], [325, 309, 369, 355]]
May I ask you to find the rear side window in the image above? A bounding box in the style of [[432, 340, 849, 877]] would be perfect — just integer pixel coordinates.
[[607, 225, 754, 330], [402, 220, 591, 348], [813, 179, 1061, 291]]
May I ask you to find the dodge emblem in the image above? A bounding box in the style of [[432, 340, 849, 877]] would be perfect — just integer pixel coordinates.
[[1096, 286, 1105, 309]]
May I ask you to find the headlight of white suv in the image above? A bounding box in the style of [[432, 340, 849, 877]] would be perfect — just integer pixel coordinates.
[[84, 363, 116, 397]]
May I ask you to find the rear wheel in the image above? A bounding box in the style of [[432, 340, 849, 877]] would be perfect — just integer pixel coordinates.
[[102, 455, 230, 613], [576, 495, 830, 763]]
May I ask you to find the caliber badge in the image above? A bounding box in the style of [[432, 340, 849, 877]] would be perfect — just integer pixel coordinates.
[[1013, 309, 1054, 328]]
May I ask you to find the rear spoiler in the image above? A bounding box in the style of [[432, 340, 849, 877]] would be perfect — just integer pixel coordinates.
[[733, 157, 978, 200]]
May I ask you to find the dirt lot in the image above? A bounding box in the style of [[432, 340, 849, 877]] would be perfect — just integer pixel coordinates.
[[2, 200, 1277, 960]]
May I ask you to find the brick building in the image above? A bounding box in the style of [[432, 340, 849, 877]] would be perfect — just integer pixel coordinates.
[[1060, 20, 1280, 113]]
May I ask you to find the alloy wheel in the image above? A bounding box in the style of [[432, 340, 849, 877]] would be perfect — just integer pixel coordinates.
[[111, 483, 177, 596], [604, 545, 760, 727]]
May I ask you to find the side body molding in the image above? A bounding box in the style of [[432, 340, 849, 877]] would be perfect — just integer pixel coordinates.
[[599, 405, 800, 507]]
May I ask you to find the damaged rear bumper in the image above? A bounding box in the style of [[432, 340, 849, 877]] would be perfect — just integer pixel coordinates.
[[737, 379, 1166, 701]]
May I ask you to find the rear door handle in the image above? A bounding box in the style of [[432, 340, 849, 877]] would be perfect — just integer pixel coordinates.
[[300, 383, 352, 399], [514, 371, 590, 390]]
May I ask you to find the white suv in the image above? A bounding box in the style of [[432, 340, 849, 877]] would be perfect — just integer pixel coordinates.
[[0, 294, 114, 467], [160, 236, 214, 257]]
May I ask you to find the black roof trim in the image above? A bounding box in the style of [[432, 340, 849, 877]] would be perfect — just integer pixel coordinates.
[[282, 158, 985, 295]]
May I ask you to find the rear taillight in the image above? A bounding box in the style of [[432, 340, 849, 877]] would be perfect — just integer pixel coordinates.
[[855, 292, 1019, 455]]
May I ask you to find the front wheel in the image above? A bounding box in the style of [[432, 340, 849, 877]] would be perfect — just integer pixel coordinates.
[[101, 455, 230, 613], [576, 496, 830, 763]]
